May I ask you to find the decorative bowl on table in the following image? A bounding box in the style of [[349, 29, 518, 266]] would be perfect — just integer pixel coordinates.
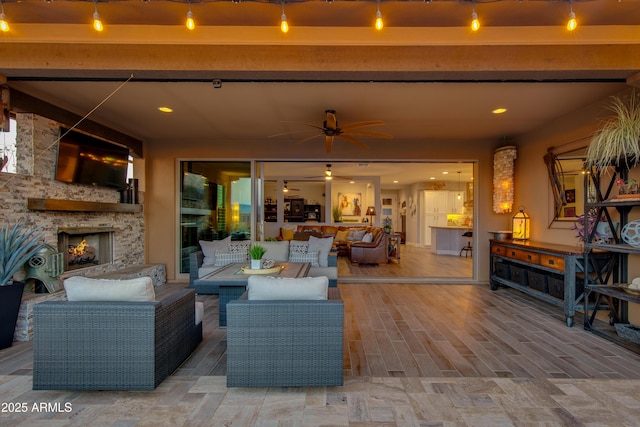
[[241, 264, 283, 275]]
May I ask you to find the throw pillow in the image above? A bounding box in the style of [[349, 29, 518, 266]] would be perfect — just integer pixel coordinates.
[[281, 228, 295, 240], [362, 232, 374, 243], [308, 235, 334, 267], [214, 250, 247, 266], [261, 240, 289, 262], [64, 276, 156, 302], [247, 275, 329, 300], [228, 241, 251, 254], [289, 250, 319, 267], [334, 229, 349, 242], [289, 241, 309, 255], [199, 236, 231, 266], [347, 229, 367, 241]]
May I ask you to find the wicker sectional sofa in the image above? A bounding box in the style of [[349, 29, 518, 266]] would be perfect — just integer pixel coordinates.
[[190, 239, 338, 294], [32, 283, 202, 391]]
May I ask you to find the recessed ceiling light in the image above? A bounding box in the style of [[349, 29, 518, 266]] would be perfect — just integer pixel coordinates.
[[492, 108, 507, 114], [158, 106, 173, 113], [430, 177, 436, 180], [442, 171, 449, 175], [393, 180, 398, 183], [349, 181, 355, 184]]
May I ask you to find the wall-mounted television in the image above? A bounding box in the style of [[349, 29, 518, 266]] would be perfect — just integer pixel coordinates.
[[55, 128, 129, 190]]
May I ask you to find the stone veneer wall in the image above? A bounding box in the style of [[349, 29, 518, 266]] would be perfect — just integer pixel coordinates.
[[0, 113, 145, 276]]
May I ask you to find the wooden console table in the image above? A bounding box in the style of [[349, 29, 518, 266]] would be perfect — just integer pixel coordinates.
[[489, 239, 611, 327]]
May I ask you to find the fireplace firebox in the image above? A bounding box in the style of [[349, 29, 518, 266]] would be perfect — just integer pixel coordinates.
[[57, 227, 114, 271]]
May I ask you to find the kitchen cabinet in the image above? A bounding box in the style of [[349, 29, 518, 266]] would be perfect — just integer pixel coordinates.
[[421, 191, 449, 245], [448, 191, 465, 213], [583, 164, 640, 352]]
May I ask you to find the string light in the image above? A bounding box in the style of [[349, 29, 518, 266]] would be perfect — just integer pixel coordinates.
[[567, 0, 577, 31], [0, 1, 9, 33], [93, 2, 103, 32], [186, 8, 195, 30], [375, 1, 383, 31], [280, 1, 288, 33], [470, 1, 480, 32]]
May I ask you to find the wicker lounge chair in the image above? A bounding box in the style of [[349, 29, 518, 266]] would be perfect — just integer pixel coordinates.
[[226, 287, 343, 387], [32, 285, 202, 391]]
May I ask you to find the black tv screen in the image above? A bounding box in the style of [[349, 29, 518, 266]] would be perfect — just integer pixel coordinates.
[[55, 128, 129, 190]]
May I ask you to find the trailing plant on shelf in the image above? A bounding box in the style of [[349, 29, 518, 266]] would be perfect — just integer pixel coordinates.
[[585, 90, 640, 170]]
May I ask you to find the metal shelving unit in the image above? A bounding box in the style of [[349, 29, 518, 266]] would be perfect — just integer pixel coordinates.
[[583, 164, 640, 352]]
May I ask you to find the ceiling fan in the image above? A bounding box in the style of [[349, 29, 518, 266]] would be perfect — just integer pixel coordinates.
[[304, 164, 352, 181], [272, 109, 393, 153]]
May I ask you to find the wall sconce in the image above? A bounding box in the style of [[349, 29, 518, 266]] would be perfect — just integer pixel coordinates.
[[512, 206, 530, 240], [366, 206, 376, 224], [493, 145, 517, 214]]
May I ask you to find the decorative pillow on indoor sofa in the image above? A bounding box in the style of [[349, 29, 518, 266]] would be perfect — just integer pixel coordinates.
[[64, 276, 156, 302], [247, 275, 329, 300]]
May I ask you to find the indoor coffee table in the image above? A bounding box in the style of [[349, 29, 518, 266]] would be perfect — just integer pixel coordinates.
[[201, 262, 311, 326]]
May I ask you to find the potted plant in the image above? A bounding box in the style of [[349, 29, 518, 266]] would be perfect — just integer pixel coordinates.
[[585, 90, 640, 171], [0, 221, 46, 349], [249, 244, 266, 270], [332, 205, 342, 223]]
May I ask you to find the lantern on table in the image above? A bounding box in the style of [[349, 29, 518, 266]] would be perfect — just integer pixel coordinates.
[[512, 206, 530, 241]]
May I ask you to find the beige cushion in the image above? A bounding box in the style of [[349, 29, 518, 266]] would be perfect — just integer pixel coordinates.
[[247, 275, 328, 300], [64, 276, 155, 302], [199, 236, 231, 266], [261, 240, 290, 262], [308, 235, 334, 267]]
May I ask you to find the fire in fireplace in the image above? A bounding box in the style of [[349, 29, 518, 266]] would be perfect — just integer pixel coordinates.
[[58, 227, 114, 271]]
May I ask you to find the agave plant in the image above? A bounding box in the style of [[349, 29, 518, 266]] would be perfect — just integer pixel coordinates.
[[0, 222, 46, 286], [585, 90, 640, 170]]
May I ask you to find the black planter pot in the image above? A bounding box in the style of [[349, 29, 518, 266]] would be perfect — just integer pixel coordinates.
[[0, 281, 25, 350]]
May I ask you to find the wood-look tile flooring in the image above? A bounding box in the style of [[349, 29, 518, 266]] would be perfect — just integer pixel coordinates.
[[338, 243, 473, 281], [2, 284, 640, 426]]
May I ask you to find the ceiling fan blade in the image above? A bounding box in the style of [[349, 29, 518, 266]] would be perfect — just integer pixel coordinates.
[[268, 129, 318, 138], [325, 135, 334, 153], [280, 121, 327, 131], [336, 134, 369, 150], [340, 120, 385, 130], [292, 133, 323, 146], [345, 129, 393, 139], [325, 111, 338, 130]]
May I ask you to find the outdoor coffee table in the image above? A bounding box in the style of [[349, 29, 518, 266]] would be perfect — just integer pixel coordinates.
[[201, 262, 310, 326]]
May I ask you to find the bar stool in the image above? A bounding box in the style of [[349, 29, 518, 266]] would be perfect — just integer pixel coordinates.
[[460, 231, 473, 257]]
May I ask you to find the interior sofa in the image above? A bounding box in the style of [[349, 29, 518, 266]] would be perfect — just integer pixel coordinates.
[[226, 276, 343, 387], [190, 238, 337, 294], [292, 225, 389, 265], [33, 280, 203, 391]]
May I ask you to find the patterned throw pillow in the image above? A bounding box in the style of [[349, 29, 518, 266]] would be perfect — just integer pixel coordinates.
[[228, 241, 251, 254], [289, 242, 309, 256], [288, 250, 319, 267], [214, 250, 247, 266]]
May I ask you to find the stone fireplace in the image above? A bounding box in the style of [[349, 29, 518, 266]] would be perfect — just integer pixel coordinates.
[[57, 227, 115, 272]]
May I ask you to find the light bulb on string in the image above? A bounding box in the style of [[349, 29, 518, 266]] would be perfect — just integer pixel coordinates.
[[93, 2, 103, 32], [280, 1, 288, 33], [567, 1, 577, 32], [375, 1, 383, 31], [186, 9, 195, 31], [0, 1, 9, 33]]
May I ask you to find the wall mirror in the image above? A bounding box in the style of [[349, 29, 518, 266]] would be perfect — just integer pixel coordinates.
[[545, 151, 587, 223]]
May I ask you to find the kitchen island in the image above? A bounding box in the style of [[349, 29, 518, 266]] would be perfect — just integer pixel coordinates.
[[430, 226, 471, 256]]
